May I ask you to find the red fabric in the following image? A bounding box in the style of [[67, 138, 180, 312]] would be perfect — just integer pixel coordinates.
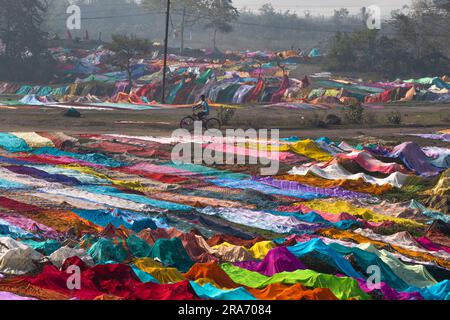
[[115, 167, 188, 183], [85, 141, 148, 154], [23, 257, 200, 300], [184, 263, 239, 289], [12, 154, 102, 168], [270, 75, 290, 103], [364, 89, 393, 104], [0, 196, 42, 213], [246, 78, 264, 103]]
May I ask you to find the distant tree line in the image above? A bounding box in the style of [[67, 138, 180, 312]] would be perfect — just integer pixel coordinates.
[[326, 0, 450, 77]]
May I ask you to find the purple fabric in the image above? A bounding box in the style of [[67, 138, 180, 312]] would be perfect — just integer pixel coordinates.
[[253, 177, 374, 200], [416, 236, 450, 254], [0, 291, 38, 300], [234, 247, 306, 276], [0, 212, 60, 239], [409, 134, 450, 143], [354, 278, 423, 300], [388, 142, 442, 176], [5, 165, 81, 185]]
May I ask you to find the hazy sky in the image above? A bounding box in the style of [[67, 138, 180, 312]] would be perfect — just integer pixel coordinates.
[[234, 0, 412, 16]]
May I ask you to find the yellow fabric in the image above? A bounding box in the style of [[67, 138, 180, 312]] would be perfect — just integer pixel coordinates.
[[438, 129, 450, 134], [400, 87, 416, 101], [194, 278, 223, 288], [324, 89, 341, 97], [213, 241, 276, 259], [319, 229, 450, 269], [246, 143, 290, 152], [424, 169, 449, 197], [59, 164, 144, 190], [11, 132, 54, 148], [134, 258, 185, 284], [300, 199, 423, 228], [248, 241, 276, 259], [288, 140, 333, 161]]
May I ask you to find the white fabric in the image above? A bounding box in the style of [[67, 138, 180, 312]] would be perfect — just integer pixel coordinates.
[[354, 229, 450, 260], [0, 237, 43, 275], [358, 243, 437, 288], [37, 186, 152, 212], [289, 163, 409, 188], [48, 246, 95, 268]]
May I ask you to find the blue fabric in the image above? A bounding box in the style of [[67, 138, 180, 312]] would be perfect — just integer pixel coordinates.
[[32, 147, 125, 167], [131, 265, 160, 284], [0, 219, 34, 239], [409, 200, 450, 224], [0, 156, 31, 165], [0, 178, 29, 190], [164, 162, 250, 180], [287, 238, 365, 280], [0, 133, 31, 152], [189, 281, 256, 300], [78, 185, 193, 211], [406, 280, 450, 300], [328, 242, 409, 291], [208, 178, 327, 200], [5, 165, 81, 185], [22, 240, 61, 255], [29, 165, 110, 185], [280, 136, 301, 142], [87, 238, 129, 264], [268, 210, 360, 230], [73, 208, 157, 232], [126, 235, 152, 258], [429, 154, 450, 169]]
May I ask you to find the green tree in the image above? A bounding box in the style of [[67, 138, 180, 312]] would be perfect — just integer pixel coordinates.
[[143, 0, 208, 55], [204, 0, 239, 50], [106, 34, 153, 91], [0, 0, 56, 81]]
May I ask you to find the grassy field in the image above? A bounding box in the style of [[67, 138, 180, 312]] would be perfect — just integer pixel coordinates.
[[0, 102, 449, 147]]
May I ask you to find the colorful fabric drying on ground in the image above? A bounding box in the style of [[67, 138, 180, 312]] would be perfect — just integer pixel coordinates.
[[1, 47, 449, 111], [0, 131, 449, 300]]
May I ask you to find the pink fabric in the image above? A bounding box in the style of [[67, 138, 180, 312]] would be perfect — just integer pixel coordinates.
[[0, 291, 38, 300], [204, 143, 288, 161], [123, 163, 193, 176], [0, 212, 60, 238], [13, 154, 103, 168], [336, 151, 408, 174], [416, 236, 450, 254]]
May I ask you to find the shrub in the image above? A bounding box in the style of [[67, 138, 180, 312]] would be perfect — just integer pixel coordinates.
[[342, 105, 365, 124], [306, 113, 327, 128], [325, 114, 342, 125], [364, 111, 378, 124], [217, 107, 236, 125], [386, 111, 402, 125]]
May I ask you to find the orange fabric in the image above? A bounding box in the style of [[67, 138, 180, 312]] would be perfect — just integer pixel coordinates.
[[184, 263, 239, 289], [248, 283, 338, 300], [319, 228, 450, 269], [0, 278, 70, 300], [207, 234, 266, 248], [317, 228, 389, 248], [148, 192, 255, 209], [277, 175, 392, 195]]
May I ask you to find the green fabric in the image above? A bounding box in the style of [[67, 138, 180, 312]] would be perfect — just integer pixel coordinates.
[[220, 263, 371, 300], [22, 240, 61, 255], [126, 235, 152, 258], [87, 238, 129, 264], [358, 243, 437, 289], [150, 237, 194, 272], [164, 162, 250, 180]]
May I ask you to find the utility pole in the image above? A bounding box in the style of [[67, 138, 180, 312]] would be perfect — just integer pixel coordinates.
[[161, 0, 170, 104]]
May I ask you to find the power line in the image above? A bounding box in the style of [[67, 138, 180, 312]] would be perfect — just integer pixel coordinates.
[[45, 7, 450, 38]]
